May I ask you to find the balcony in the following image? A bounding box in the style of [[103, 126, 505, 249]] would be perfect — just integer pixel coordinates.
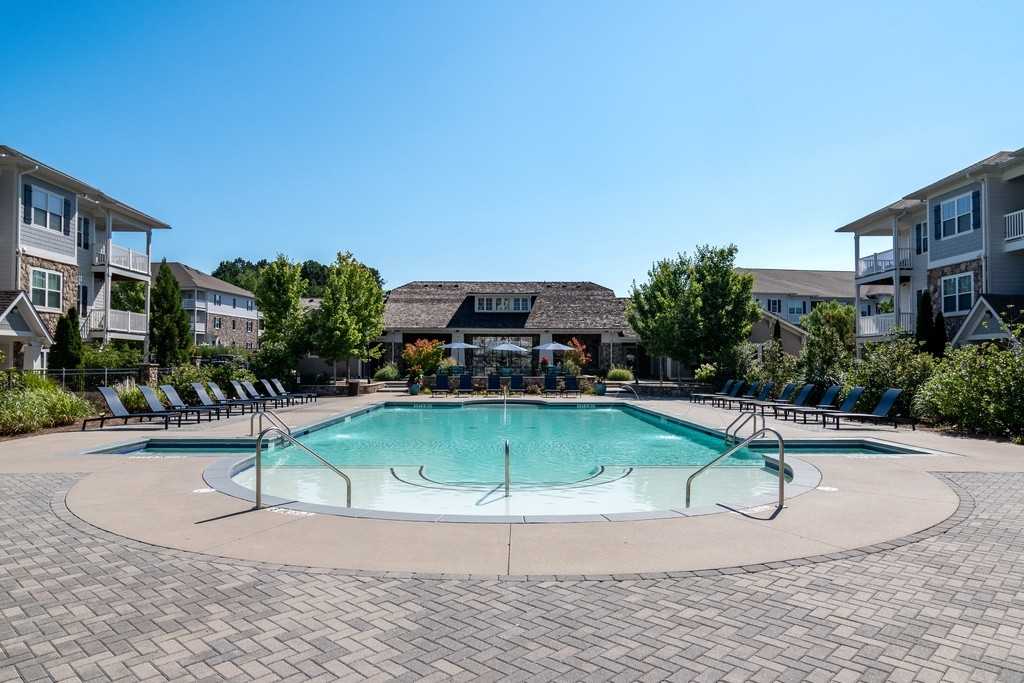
[[857, 312, 913, 337], [191, 321, 207, 334], [1005, 209, 1024, 252], [85, 309, 148, 337], [857, 247, 912, 280], [93, 243, 150, 276]]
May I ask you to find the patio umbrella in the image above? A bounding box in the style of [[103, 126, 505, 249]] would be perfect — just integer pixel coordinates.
[[488, 341, 529, 370], [532, 342, 574, 352], [442, 341, 478, 365]]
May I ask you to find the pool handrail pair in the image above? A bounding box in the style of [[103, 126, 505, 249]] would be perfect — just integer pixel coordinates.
[[250, 409, 290, 436], [724, 409, 763, 444], [685, 427, 785, 509], [254, 426, 352, 508]]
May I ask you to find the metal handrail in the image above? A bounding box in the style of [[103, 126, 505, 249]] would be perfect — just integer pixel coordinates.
[[504, 440, 511, 497], [617, 384, 640, 400], [254, 427, 352, 508], [725, 410, 762, 444], [250, 409, 290, 436], [685, 428, 785, 509]]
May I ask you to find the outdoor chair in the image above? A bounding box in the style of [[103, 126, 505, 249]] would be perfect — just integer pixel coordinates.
[[713, 381, 759, 408], [237, 380, 287, 409], [563, 375, 580, 397], [82, 387, 180, 430], [273, 378, 316, 402], [778, 384, 842, 422], [433, 373, 451, 397], [508, 375, 525, 394], [486, 374, 502, 395], [249, 380, 292, 406], [263, 379, 311, 405], [769, 383, 816, 418], [160, 385, 223, 420], [208, 381, 262, 412], [138, 385, 210, 423], [691, 379, 734, 404], [543, 374, 560, 396], [193, 383, 249, 415], [736, 382, 796, 415], [821, 388, 910, 430], [721, 381, 771, 410], [456, 374, 474, 396]]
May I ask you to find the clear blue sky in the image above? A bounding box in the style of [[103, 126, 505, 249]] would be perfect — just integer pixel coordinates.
[[3, 1, 1022, 295]]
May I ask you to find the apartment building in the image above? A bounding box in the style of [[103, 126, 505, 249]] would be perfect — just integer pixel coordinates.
[[837, 148, 1024, 346], [0, 146, 170, 369], [157, 262, 259, 349]]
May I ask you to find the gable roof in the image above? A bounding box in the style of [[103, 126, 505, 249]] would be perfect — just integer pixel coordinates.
[[950, 294, 1024, 347], [384, 281, 634, 332], [153, 262, 255, 298], [736, 268, 857, 300], [0, 291, 54, 345]]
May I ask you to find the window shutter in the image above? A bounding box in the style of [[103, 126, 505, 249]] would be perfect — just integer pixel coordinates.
[[23, 185, 31, 222], [915, 225, 921, 255], [84, 218, 90, 249], [63, 199, 72, 235], [933, 204, 941, 241], [971, 190, 981, 230]]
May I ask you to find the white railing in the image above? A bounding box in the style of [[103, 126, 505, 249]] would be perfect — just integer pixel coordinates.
[[87, 309, 148, 335], [857, 246, 913, 277], [94, 243, 150, 275], [191, 322, 207, 333], [1006, 209, 1024, 241], [857, 312, 914, 337]]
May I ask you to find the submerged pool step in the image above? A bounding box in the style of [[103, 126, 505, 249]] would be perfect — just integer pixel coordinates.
[[387, 465, 634, 492]]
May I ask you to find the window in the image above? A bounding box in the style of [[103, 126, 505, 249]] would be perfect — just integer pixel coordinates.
[[941, 273, 973, 314], [231, 319, 236, 330], [915, 221, 928, 254], [766, 298, 782, 314], [28, 185, 67, 232], [213, 293, 222, 306], [940, 194, 973, 238], [30, 268, 62, 310], [246, 299, 253, 311], [213, 317, 222, 329], [246, 320, 254, 332], [78, 283, 89, 316], [475, 295, 531, 313], [77, 217, 91, 249], [232, 297, 237, 308]]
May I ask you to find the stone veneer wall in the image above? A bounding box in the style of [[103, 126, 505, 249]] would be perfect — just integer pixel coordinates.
[[927, 257, 984, 338], [206, 313, 259, 348], [19, 254, 78, 336]]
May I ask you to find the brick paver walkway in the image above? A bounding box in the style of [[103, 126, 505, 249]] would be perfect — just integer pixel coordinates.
[[1, 472, 1022, 681]]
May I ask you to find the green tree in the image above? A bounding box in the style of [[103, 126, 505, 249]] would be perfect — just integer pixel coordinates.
[[49, 308, 83, 369], [111, 281, 146, 314], [772, 319, 782, 341], [748, 339, 799, 393], [212, 257, 266, 294], [300, 260, 330, 298], [846, 334, 934, 418], [799, 324, 851, 386], [256, 255, 306, 345], [801, 301, 855, 353], [149, 260, 193, 366], [627, 257, 699, 380], [915, 290, 934, 347], [930, 310, 947, 357], [308, 252, 386, 379]]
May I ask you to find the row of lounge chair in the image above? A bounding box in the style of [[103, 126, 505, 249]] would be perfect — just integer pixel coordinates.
[[431, 373, 581, 398], [82, 378, 316, 430], [692, 379, 912, 430]]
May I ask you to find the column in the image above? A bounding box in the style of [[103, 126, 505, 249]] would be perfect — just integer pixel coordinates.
[[143, 228, 152, 358], [539, 332, 553, 366], [103, 212, 113, 344], [854, 234, 861, 359], [892, 217, 901, 330]]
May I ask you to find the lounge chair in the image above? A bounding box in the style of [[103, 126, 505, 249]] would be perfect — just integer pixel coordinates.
[[262, 379, 311, 405], [821, 388, 909, 430], [486, 374, 502, 395], [237, 380, 287, 409], [721, 382, 771, 410], [691, 379, 735, 404], [272, 378, 316, 403], [250, 379, 293, 406], [563, 375, 580, 397], [714, 381, 759, 408], [193, 382, 249, 415], [543, 373, 560, 396], [209, 381, 262, 412], [160, 384, 223, 420], [736, 382, 796, 415], [456, 374, 474, 396], [433, 373, 451, 397], [138, 385, 210, 423], [508, 375, 525, 395], [82, 387, 180, 430], [768, 383, 816, 418], [778, 384, 842, 423]]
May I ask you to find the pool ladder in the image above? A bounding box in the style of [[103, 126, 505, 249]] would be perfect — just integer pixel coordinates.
[[254, 426, 352, 508], [685, 427, 785, 509], [725, 410, 763, 444], [250, 409, 290, 436]]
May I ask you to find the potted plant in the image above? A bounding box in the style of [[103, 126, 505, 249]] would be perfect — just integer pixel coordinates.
[[594, 371, 607, 396], [407, 366, 423, 395]]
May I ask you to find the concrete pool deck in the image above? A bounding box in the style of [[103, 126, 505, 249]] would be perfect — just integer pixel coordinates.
[[2, 393, 1020, 577]]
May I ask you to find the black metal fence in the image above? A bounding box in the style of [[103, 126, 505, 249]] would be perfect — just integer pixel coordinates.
[[0, 367, 173, 393]]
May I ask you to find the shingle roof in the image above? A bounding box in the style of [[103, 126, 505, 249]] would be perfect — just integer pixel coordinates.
[[905, 151, 1017, 199], [0, 291, 20, 317], [384, 281, 634, 332], [736, 268, 857, 300], [153, 262, 254, 298]]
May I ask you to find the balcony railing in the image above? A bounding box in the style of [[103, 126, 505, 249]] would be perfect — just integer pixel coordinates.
[[86, 309, 148, 335], [857, 312, 913, 337], [1006, 209, 1024, 241], [191, 322, 207, 334], [857, 247, 913, 277], [94, 243, 150, 275]]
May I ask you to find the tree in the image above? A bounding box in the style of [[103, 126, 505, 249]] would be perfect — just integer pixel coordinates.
[[799, 324, 851, 386], [847, 334, 934, 418], [930, 310, 947, 357], [401, 339, 445, 379], [915, 290, 934, 347], [49, 308, 83, 369], [626, 244, 759, 379], [212, 258, 265, 294], [111, 281, 146, 314], [256, 255, 306, 345], [308, 252, 386, 380], [300, 260, 330, 298], [149, 260, 193, 366], [772, 320, 782, 341], [801, 301, 856, 354]]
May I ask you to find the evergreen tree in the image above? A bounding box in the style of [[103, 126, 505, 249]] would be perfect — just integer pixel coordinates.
[[149, 260, 193, 366], [49, 308, 83, 369], [772, 319, 782, 341], [930, 310, 947, 357], [915, 290, 934, 346]]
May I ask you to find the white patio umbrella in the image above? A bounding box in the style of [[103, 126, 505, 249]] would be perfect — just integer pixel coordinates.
[[532, 341, 574, 352], [488, 341, 529, 369], [442, 341, 478, 365]]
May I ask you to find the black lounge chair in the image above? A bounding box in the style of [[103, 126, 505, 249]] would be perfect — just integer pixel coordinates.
[[139, 385, 210, 423], [82, 387, 180, 430], [433, 373, 451, 397], [543, 374, 560, 396], [722, 382, 771, 410], [259, 379, 296, 406], [273, 378, 316, 403], [193, 383, 249, 415], [508, 375, 525, 394], [737, 382, 796, 415], [486, 374, 502, 395], [563, 375, 580, 397], [692, 380, 735, 404], [160, 384, 223, 420], [237, 380, 287, 409], [769, 383, 816, 418], [822, 388, 909, 430], [714, 381, 759, 408], [209, 381, 262, 412], [778, 384, 842, 423], [455, 374, 474, 396]]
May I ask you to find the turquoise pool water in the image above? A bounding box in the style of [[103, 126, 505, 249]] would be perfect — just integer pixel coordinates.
[[276, 404, 762, 485]]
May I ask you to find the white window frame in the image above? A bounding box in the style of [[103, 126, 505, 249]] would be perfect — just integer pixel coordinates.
[[941, 272, 974, 315], [213, 293, 222, 306], [939, 192, 973, 239], [766, 298, 782, 314], [30, 267, 63, 311], [476, 295, 531, 313], [29, 185, 66, 233]]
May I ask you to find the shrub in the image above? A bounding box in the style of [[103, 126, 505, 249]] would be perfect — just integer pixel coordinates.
[[563, 359, 581, 376], [113, 377, 150, 412], [846, 335, 934, 417], [0, 379, 92, 436], [799, 324, 851, 387], [606, 366, 633, 381], [694, 363, 716, 383], [50, 309, 83, 369], [915, 343, 1024, 437], [158, 363, 256, 405], [81, 342, 143, 369], [746, 339, 799, 396], [373, 362, 401, 381], [401, 339, 445, 378], [564, 338, 592, 369], [525, 384, 542, 396]]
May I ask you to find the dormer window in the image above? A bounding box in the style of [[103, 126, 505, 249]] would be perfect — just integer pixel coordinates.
[[476, 295, 531, 313]]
